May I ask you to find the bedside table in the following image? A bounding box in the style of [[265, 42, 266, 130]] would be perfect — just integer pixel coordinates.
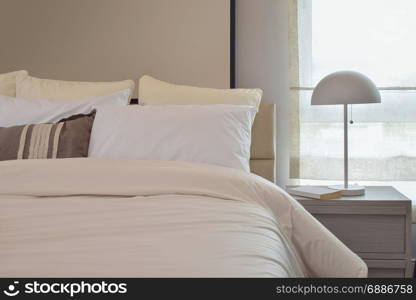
[[288, 186, 413, 278]]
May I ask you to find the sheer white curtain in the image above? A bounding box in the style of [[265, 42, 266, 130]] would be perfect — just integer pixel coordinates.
[[290, 0, 416, 194]]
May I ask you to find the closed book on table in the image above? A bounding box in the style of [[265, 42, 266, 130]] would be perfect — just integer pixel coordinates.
[[287, 186, 342, 200]]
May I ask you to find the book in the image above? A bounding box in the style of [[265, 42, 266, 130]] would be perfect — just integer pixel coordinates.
[[287, 186, 342, 200]]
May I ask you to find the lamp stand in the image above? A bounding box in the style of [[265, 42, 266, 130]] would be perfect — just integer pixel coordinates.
[[328, 104, 365, 196]]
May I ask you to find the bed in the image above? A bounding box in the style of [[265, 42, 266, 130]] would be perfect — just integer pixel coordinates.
[[0, 100, 367, 278]]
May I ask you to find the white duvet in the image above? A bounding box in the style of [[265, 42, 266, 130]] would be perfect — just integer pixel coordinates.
[[0, 158, 367, 277]]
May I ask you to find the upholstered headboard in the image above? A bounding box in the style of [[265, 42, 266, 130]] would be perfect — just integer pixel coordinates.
[[250, 103, 276, 182]]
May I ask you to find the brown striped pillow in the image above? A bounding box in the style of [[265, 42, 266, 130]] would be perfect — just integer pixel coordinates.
[[0, 111, 95, 161]]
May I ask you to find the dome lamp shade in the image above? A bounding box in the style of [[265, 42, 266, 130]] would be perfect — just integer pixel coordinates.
[[311, 71, 381, 105]]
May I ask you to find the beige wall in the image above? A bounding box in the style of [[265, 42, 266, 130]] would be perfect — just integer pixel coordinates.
[[0, 0, 230, 96], [236, 0, 290, 186]]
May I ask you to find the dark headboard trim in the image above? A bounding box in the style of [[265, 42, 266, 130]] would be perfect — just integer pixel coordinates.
[[230, 0, 236, 88], [130, 98, 139, 105]]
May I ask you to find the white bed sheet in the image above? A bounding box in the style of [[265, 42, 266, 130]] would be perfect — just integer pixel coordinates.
[[0, 158, 367, 277]]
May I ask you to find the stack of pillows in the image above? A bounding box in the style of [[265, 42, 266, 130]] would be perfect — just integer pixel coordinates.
[[0, 71, 262, 172]]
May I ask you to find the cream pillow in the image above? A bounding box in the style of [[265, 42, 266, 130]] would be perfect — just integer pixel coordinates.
[[16, 75, 135, 100], [139, 75, 262, 109], [0, 70, 28, 97]]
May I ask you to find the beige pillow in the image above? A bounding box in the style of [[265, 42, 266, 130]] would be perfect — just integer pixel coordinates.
[[139, 75, 262, 109], [0, 70, 29, 97], [16, 75, 135, 100]]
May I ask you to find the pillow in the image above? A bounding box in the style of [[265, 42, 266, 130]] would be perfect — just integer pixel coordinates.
[[0, 70, 28, 97], [16, 75, 135, 100], [89, 105, 257, 171], [139, 75, 262, 109], [0, 89, 130, 127], [0, 111, 95, 161]]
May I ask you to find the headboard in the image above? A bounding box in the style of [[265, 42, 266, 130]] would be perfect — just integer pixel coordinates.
[[0, 0, 231, 96], [131, 99, 276, 182], [250, 103, 276, 182]]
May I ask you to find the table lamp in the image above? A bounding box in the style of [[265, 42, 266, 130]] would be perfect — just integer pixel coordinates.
[[311, 71, 381, 196]]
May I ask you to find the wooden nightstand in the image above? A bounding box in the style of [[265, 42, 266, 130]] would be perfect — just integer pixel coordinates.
[[287, 186, 413, 278]]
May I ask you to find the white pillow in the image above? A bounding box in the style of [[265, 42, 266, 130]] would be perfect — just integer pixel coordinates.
[[89, 105, 257, 171], [0, 70, 28, 97], [139, 75, 262, 109], [0, 89, 131, 127], [16, 75, 135, 100]]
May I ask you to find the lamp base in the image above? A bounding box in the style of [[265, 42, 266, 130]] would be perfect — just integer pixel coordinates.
[[328, 184, 365, 196]]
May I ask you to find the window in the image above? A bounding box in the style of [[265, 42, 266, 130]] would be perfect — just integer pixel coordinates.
[[290, 0, 416, 199]]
